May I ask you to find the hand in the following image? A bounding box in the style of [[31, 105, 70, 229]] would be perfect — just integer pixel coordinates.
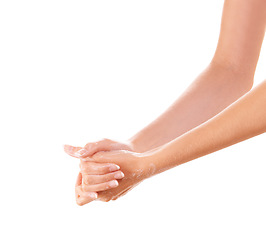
[[64, 142, 125, 205], [69, 138, 135, 158], [80, 149, 155, 202], [64, 138, 136, 205], [75, 172, 98, 206]]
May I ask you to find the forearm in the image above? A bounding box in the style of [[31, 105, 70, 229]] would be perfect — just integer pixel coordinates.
[[128, 63, 252, 152], [128, 0, 266, 153], [148, 80, 266, 175]]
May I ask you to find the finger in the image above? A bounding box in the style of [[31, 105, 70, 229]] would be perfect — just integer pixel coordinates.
[[83, 139, 110, 155], [75, 186, 98, 206], [76, 196, 94, 206], [83, 171, 124, 185], [82, 180, 119, 192], [65, 139, 112, 159], [75, 184, 98, 200], [83, 150, 118, 163], [64, 145, 91, 159], [80, 161, 120, 175], [75, 172, 97, 206], [80, 138, 131, 159], [75, 172, 83, 187]]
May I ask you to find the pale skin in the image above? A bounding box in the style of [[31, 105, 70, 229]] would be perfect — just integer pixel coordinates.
[[64, 0, 266, 205]]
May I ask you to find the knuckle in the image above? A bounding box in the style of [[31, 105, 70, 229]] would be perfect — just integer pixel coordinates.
[[82, 185, 89, 192], [89, 164, 99, 173], [83, 176, 88, 184], [79, 163, 81, 169], [98, 165, 109, 174], [103, 174, 111, 182], [80, 164, 92, 174], [80, 167, 86, 174], [82, 168, 89, 174], [84, 142, 95, 150], [79, 162, 86, 170], [83, 175, 92, 185], [75, 186, 82, 195]]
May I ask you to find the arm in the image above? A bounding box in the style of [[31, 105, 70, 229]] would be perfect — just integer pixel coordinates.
[[145, 80, 266, 176], [69, 0, 266, 159], [128, 0, 266, 153], [67, 0, 266, 204], [88, 79, 266, 202]]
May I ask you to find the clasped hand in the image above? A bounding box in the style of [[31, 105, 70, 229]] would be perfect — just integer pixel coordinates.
[[64, 138, 154, 206]]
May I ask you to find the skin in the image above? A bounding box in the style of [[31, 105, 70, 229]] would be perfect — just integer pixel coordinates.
[[147, 79, 266, 174], [64, 143, 128, 204], [81, 78, 266, 202], [63, 0, 266, 205]]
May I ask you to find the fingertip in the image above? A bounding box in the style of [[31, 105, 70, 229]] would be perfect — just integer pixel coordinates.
[[114, 171, 124, 179], [109, 164, 120, 172], [74, 148, 88, 158], [63, 144, 71, 153], [76, 198, 86, 206], [64, 144, 83, 158], [109, 180, 119, 188], [76, 192, 97, 206], [87, 192, 98, 200]]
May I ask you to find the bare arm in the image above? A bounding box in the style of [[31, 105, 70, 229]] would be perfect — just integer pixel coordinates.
[[84, 79, 266, 202], [128, 0, 266, 153], [74, 75, 266, 204], [68, 0, 266, 204], [146, 80, 266, 175]]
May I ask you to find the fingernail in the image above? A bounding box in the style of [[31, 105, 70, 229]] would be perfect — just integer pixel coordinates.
[[88, 192, 98, 199], [63, 144, 68, 150], [109, 180, 119, 188], [75, 149, 88, 157], [109, 165, 120, 171], [63, 144, 72, 151], [114, 172, 124, 179]]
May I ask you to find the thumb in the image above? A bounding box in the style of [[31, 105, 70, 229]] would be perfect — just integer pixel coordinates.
[[79, 139, 119, 158], [63, 144, 88, 159], [89, 150, 112, 163]]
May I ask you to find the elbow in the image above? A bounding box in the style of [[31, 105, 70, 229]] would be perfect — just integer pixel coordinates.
[[210, 59, 255, 94], [228, 66, 254, 96], [234, 77, 254, 100], [227, 65, 255, 94], [243, 78, 254, 93]]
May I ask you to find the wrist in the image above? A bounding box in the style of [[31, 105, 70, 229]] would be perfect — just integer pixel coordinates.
[[139, 139, 188, 179], [124, 139, 137, 152], [137, 148, 163, 179], [127, 134, 165, 153], [126, 136, 146, 153]]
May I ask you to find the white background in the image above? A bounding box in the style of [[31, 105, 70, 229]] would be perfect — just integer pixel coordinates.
[[1, 0, 266, 239]]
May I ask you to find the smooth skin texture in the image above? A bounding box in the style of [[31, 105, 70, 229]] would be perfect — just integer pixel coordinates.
[[64, 144, 126, 204], [63, 0, 266, 205], [81, 78, 266, 202]]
